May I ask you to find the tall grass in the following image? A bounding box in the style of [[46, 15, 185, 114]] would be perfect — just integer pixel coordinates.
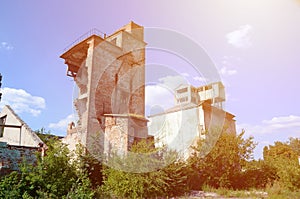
[[266, 181, 300, 199]]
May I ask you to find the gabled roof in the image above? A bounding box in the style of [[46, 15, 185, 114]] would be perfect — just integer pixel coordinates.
[[0, 105, 44, 146], [4, 105, 32, 131]]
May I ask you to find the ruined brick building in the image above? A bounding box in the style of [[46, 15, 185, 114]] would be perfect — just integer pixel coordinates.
[[61, 22, 150, 156], [60, 22, 236, 158]]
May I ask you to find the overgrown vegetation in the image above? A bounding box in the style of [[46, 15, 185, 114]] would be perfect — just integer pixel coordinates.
[[187, 130, 257, 189], [0, 138, 95, 198], [263, 138, 300, 191], [1, 129, 300, 198], [101, 140, 189, 198]]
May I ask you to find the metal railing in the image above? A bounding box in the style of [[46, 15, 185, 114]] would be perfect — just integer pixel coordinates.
[[63, 28, 106, 53]]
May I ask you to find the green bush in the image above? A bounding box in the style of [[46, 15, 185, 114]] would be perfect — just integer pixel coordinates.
[[101, 140, 189, 198], [0, 138, 95, 198]]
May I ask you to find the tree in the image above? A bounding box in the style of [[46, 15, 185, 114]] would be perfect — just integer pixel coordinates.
[[188, 129, 256, 189], [263, 139, 300, 190]]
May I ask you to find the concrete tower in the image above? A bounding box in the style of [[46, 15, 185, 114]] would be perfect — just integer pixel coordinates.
[[61, 22, 149, 155]]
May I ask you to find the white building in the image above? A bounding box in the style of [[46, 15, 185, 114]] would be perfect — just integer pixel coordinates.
[[148, 82, 236, 158]]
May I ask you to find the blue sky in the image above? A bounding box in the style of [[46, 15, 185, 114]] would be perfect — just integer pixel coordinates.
[[1, 0, 300, 158]]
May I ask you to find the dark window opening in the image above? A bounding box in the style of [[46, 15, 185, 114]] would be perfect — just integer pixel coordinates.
[[176, 87, 188, 94], [178, 97, 188, 103], [0, 115, 7, 137], [111, 38, 117, 45]]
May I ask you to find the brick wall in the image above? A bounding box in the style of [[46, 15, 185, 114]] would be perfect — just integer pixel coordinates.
[[0, 141, 41, 176]]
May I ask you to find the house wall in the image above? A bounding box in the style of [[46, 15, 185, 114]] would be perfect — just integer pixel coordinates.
[[0, 106, 43, 147], [0, 141, 40, 176]]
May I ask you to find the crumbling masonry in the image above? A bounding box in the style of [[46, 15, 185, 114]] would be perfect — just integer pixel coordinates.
[[61, 22, 151, 156]]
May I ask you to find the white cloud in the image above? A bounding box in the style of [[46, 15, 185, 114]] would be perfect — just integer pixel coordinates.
[[238, 115, 300, 136], [145, 85, 174, 109], [217, 55, 239, 78], [237, 115, 300, 159], [193, 76, 207, 82], [0, 87, 46, 117], [226, 25, 253, 48], [0, 42, 14, 51], [158, 75, 188, 90], [225, 93, 239, 102], [145, 75, 188, 115], [181, 73, 189, 77], [48, 114, 77, 132], [219, 66, 237, 76], [262, 115, 300, 125]]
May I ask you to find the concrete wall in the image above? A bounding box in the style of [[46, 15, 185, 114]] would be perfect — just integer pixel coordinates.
[[148, 103, 236, 158], [148, 106, 201, 158]]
